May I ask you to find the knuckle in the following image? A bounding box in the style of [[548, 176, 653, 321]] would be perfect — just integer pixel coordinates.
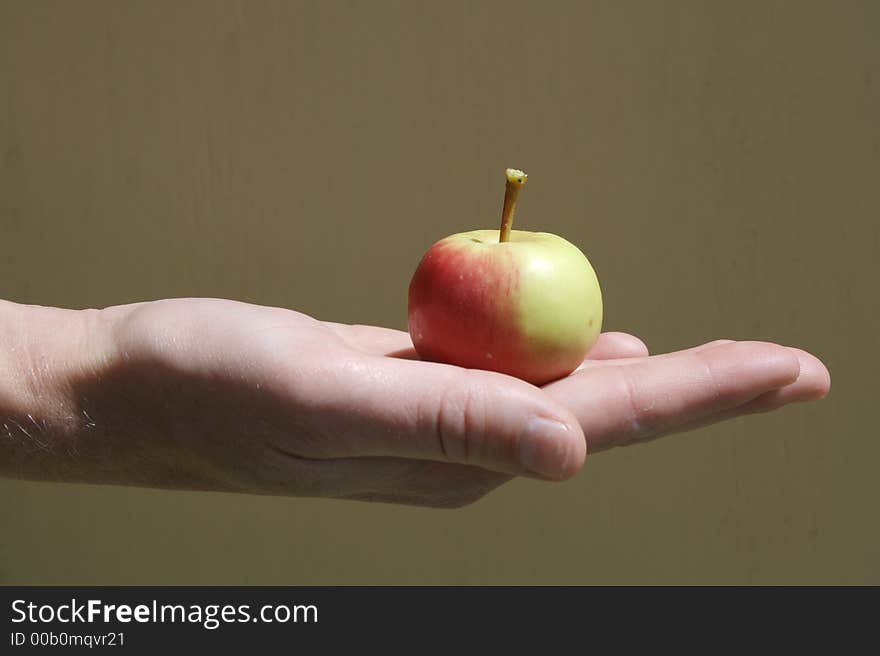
[[694, 351, 725, 406], [433, 372, 488, 464], [618, 369, 649, 445]]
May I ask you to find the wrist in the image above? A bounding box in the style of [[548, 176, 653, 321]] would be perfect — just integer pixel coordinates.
[[0, 300, 123, 481]]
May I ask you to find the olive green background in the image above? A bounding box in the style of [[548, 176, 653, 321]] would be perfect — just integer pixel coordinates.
[[1, 0, 877, 584]]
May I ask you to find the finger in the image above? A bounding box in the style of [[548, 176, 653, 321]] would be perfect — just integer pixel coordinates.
[[576, 338, 736, 371], [288, 356, 586, 480], [684, 339, 736, 352], [583, 332, 649, 360], [698, 346, 831, 419], [544, 341, 800, 452], [573, 338, 734, 372], [633, 348, 831, 440], [264, 448, 513, 508]]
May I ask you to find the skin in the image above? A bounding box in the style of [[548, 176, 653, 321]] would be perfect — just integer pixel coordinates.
[[0, 297, 830, 508], [408, 229, 603, 385]]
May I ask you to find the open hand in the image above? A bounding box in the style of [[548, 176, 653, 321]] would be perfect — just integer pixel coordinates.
[[8, 298, 829, 508]]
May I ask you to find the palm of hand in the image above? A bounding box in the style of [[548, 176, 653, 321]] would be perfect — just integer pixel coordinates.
[[106, 298, 828, 507]]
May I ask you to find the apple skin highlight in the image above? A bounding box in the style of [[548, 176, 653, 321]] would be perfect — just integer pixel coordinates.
[[408, 228, 603, 386]]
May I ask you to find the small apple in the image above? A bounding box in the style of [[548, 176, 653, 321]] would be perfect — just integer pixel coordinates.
[[408, 168, 603, 386]]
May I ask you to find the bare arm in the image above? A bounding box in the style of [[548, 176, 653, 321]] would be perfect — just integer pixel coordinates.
[[0, 298, 829, 507]]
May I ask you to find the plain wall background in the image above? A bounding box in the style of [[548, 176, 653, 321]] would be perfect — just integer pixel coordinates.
[[0, 0, 876, 584]]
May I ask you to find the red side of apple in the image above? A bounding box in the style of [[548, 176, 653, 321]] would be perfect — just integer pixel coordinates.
[[408, 238, 584, 385]]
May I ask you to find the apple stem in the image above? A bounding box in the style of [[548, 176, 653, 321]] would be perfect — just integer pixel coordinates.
[[499, 168, 527, 243]]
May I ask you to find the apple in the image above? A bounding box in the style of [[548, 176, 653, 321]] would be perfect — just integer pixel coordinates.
[[408, 168, 603, 386]]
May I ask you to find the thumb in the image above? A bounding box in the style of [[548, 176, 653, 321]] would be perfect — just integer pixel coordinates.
[[296, 354, 586, 480]]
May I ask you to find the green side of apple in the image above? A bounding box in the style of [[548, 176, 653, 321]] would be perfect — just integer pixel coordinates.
[[458, 229, 603, 356]]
